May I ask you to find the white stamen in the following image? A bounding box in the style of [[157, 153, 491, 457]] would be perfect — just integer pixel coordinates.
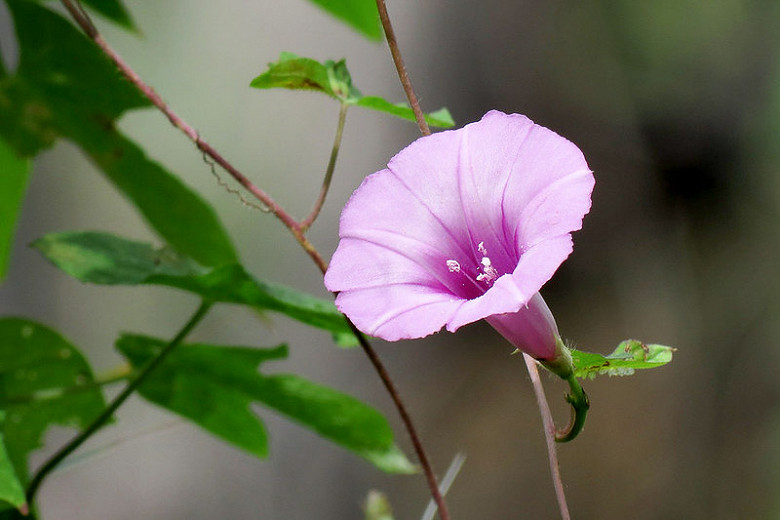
[[476, 241, 498, 284], [446, 260, 461, 272]]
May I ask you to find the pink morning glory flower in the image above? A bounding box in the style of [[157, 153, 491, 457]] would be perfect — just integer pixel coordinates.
[[324, 110, 594, 362]]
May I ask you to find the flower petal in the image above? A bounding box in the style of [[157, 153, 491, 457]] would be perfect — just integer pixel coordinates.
[[334, 285, 463, 341], [485, 293, 559, 360], [516, 168, 594, 249], [324, 169, 480, 299]]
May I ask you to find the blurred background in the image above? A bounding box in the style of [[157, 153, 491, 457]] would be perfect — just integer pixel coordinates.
[[1, 0, 779, 518]]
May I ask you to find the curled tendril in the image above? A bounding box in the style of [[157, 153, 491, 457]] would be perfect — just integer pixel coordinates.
[[554, 375, 590, 443]]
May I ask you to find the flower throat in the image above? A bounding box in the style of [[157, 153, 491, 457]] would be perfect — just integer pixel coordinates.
[[446, 241, 499, 293]]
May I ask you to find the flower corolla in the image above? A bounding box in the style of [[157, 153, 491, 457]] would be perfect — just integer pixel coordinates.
[[324, 111, 594, 361]]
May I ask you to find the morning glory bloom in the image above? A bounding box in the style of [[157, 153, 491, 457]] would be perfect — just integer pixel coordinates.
[[325, 110, 594, 363]]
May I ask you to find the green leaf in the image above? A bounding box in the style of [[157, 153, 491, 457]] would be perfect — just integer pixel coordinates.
[[0, 0, 238, 267], [32, 231, 353, 340], [0, 139, 30, 283], [354, 97, 455, 128], [571, 340, 676, 380], [74, 128, 238, 267], [303, 0, 381, 40], [0, 318, 106, 484], [250, 53, 360, 100], [31, 231, 205, 285], [250, 53, 455, 128], [0, 423, 26, 512], [9, 0, 149, 137], [76, 0, 135, 31], [117, 335, 416, 473], [250, 52, 334, 96], [30, 0, 136, 30]]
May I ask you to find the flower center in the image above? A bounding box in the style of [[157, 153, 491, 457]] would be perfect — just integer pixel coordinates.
[[475, 241, 499, 284], [445, 241, 500, 294]]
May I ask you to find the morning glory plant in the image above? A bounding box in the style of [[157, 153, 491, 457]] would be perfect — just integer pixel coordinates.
[[0, 0, 675, 519]]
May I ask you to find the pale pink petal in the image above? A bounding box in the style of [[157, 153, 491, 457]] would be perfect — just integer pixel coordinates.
[[516, 168, 595, 249], [485, 293, 559, 360], [324, 169, 480, 299], [334, 285, 463, 341]]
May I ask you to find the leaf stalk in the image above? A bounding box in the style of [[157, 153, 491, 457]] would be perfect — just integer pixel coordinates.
[[301, 102, 348, 231], [522, 354, 572, 520]]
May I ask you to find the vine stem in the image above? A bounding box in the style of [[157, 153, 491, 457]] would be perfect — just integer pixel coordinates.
[[522, 354, 571, 520], [59, 0, 327, 272], [25, 300, 213, 504], [375, 0, 430, 137], [300, 102, 348, 231], [375, 1, 575, 515], [350, 324, 450, 520], [58, 1, 447, 516], [372, 4, 451, 516]]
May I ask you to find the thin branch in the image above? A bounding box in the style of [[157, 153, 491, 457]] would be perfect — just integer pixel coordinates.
[[375, 0, 430, 137], [301, 102, 348, 231], [25, 300, 213, 504], [421, 453, 466, 520], [351, 323, 450, 520], [58, 0, 329, 270], [58, 2, 446, 515], [522, 354, 571, 520]]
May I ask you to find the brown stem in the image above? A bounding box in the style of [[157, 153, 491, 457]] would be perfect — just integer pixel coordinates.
[[300, 102, 348, 232], [375, 0, 431, 137], [349, 323, 450, 520], [59, 0, 329, 270], [59, 1, 445, 515], [522, 354, 571, 520]]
